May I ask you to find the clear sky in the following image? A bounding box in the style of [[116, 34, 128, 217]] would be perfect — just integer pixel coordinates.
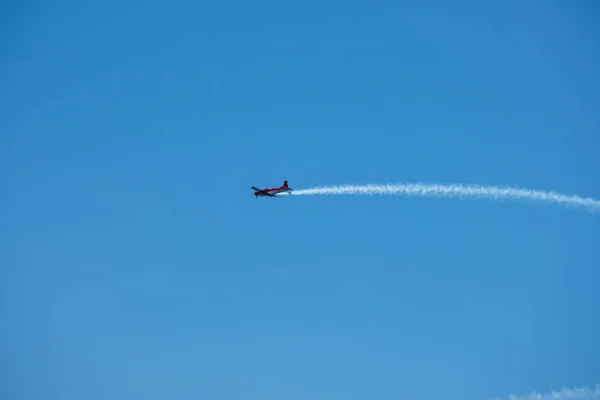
[[2, 1, 599, 399]]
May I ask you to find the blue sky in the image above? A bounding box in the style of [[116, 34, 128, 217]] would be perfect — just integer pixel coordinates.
[[1, 1, 599, 399]]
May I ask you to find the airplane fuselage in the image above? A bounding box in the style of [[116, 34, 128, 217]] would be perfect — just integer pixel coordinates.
[[254, 188, 290, 197]]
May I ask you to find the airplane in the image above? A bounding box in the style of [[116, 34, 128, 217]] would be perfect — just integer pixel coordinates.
[[251, 180, 293, 198]]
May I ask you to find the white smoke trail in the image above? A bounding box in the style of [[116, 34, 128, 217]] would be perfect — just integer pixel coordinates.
[[290, 183, 600, 213], [491, 383, 600, 400]]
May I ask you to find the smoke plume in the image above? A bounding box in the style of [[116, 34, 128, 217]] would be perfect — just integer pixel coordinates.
[[290, 183, 600, 213]]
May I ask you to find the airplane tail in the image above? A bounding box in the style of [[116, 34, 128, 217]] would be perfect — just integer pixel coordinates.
[[283, 180, 288, 188]]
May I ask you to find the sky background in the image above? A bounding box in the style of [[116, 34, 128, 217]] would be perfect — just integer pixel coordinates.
[[1, 1, 599, 399]]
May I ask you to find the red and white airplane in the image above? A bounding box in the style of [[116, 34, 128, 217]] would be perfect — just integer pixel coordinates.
[[251, 180, 293, 198]]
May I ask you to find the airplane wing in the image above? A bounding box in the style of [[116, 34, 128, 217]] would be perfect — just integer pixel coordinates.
[[251, 186, 262, 191]]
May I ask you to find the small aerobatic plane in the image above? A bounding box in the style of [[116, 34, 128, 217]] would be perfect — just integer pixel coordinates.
[[251, 180, 293, 198]]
